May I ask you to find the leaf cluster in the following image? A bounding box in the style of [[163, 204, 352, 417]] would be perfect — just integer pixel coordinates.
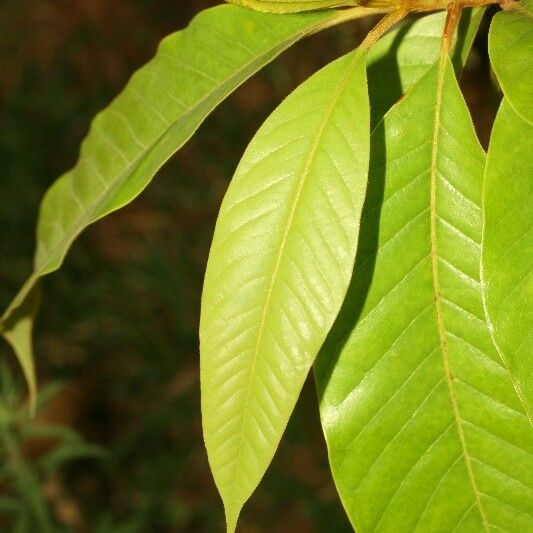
[[0, 0, 531, 531]]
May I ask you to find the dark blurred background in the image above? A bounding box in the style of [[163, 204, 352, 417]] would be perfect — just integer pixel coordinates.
[[0, 1, 498, 531]]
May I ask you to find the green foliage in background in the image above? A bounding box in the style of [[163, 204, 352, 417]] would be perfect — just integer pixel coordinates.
[[1, 0, 531, 531], [0, 364, 103, 532]]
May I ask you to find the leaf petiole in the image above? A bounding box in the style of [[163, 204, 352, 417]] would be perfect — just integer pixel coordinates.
[[359, 7, 409, 50], [442, 1, 464, 54]]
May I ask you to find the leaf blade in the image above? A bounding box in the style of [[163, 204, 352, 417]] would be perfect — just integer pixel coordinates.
[[200, 49, 370, 531], [1, 286, 39, 413], [367, 8, 484, 125], [489, 0, 533, 123], [481, 98, 533, 417], [315, 50, 533, 533]]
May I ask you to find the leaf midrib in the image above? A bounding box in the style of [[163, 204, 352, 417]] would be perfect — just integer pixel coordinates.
[[429, 53, 490, 533], [228, 50, 365, 497]]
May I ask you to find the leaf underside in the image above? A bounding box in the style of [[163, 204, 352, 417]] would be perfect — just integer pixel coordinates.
[[0, 4, 368, 404], [201, 50, 370, 532], [315, 55, 533, 533], [482, 98, 533, 418]]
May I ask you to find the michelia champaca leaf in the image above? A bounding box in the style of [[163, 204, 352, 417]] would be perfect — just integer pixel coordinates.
[[489, 0, 533, 123], [200, 49, 370, 532], [0, 4, 371, 406], [315, 57, 533, 532], [226, 0, 358, 13], [481, 98, 533, 417]]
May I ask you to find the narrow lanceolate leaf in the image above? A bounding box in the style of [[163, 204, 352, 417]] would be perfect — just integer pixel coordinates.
[[315, 57, 533, 532], [481, 98, 533, 417], [226, 0, 359, 14], [0, 4, 374, 404], [201, 50, 370, 532], [489, 0, 533, 123]]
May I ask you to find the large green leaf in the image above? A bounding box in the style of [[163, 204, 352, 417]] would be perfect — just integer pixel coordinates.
[[489, 0, 533, 123], [0, 4, 375, 407], [481, 98, 533, 418], [226, 0, 359, 13], [201, 49, 370, 532], [315, 54, 533, 532]]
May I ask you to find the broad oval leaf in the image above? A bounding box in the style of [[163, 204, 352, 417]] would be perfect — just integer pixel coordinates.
[[315, 57, 533, 532], [481, 98, 533, 417], [200, 50, 370, 531], [489, 0, 533, 123], [0, 4, 373, 406], [226, 0, 358, 14]]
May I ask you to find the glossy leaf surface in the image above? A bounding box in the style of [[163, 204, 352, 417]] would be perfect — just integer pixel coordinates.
[[482, 98, 533, 416], [201, 50, 369, 532], [0, 4, 370, 404], [489, 0, 533, 123], [316, 57, 533, 532]]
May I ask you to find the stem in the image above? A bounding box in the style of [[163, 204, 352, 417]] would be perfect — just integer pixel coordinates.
[[363, 0, 501, 11], [359, 8, 409, 51], [442, 1, 464, 57], [316, 5, 395, 37], [502, 0, 528, 12]]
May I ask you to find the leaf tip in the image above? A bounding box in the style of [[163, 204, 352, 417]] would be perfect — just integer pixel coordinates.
[[221, 494, 244, 533], [1, 283, 40, 416], [2, 327, 38, 416], [225, 506, 240, 533]]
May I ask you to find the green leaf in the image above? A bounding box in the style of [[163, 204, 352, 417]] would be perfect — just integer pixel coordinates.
[[1, 287, 39, 414], [489, 0, 533, 123], [367, 8, 484, 125], [0, 497, 22, 515], [481, 98, 533, 417], [21, 423, 82, 444], [226, 0, 358, 13], [315, 56, 533, 532], [0, 4, 373, 403], [40, 442, 106, 474], [201, 49, 370, 532]]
